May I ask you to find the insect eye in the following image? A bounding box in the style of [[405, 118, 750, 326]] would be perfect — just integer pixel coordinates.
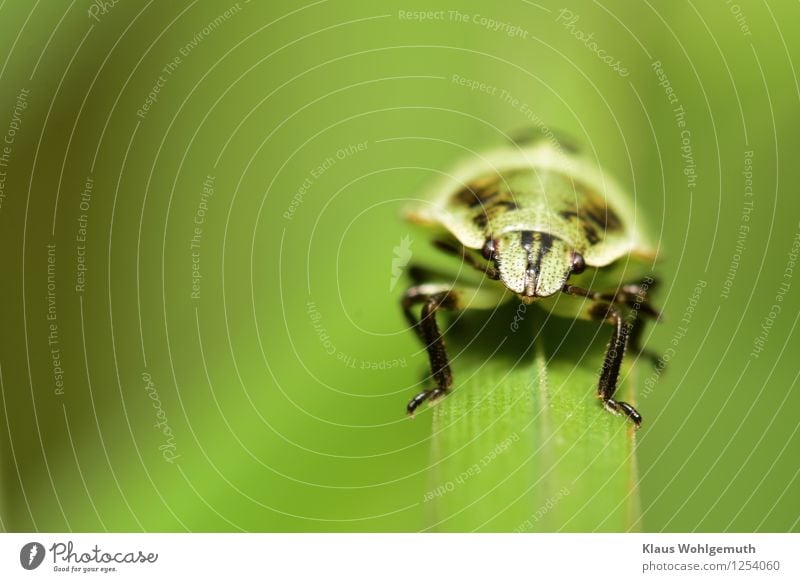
[[482, 239, 496, 261], [571, 252, 586, 274]]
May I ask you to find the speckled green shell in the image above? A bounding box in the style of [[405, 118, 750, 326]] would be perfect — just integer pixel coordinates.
[[405, 138, 656, 297]]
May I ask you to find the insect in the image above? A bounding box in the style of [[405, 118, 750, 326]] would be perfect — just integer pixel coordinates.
[[401, 131, 661, 427]]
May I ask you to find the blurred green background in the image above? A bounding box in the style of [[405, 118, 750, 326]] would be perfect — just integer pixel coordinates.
[[0, 0, 798, 532]]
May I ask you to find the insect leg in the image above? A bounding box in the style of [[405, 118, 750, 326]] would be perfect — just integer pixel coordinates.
[[401, 284, 459, 415], [563, 278, 661, 319], [564, 284, 642, 426], [432, 239, 499, 280], [627, 316, 660, 368], [589, 302, 642, 427], [563, 280, 661, 367], [619, 279, 663, 366], [618, 279, 662, 320]]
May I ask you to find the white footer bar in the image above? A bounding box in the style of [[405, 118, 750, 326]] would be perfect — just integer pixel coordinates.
[[1, 533, 797, 581]]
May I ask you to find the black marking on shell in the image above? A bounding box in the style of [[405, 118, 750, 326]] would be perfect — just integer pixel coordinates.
[[559, 209, 601, 244], [558, 179, 624, 249], [453, 181, 501, 208]]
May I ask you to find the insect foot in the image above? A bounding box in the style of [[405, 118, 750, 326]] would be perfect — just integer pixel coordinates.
[[602, 397, 643, 428], [406, 387, 448, 417]]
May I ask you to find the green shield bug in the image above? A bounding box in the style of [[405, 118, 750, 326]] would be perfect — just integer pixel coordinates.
[[401, 131, 661, 427]]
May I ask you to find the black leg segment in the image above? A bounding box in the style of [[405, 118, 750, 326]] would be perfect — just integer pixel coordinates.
[[563, 283, 648, 427], [401, 286, 459, 415], [564, 278, 661, 368], [432, 239, 499, 280], [563, 277, 661, 320], [588, 302, 642, 427]]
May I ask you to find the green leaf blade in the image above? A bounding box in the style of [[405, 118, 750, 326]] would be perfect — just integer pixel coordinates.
[[424, 309, 641, 532]]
